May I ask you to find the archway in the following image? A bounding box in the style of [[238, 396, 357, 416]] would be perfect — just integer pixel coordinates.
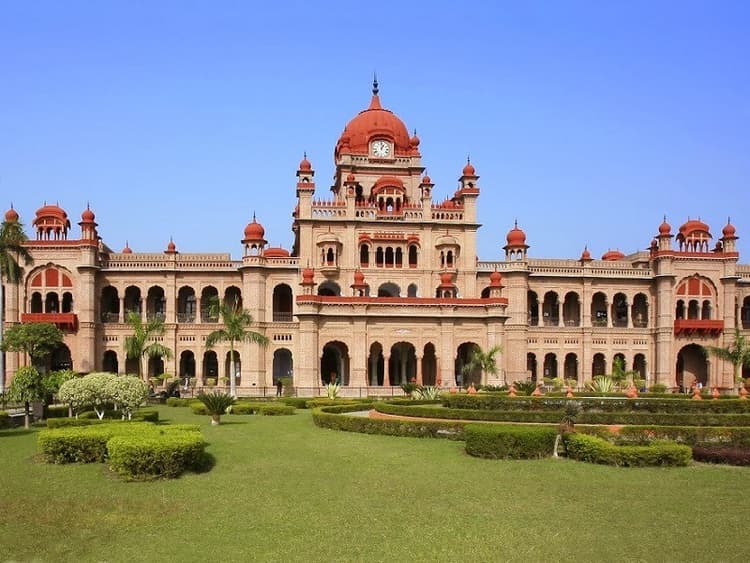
[[318, 281, 341, 297], [592, 353, 606, 377], [527, 353, 537, 382], [321, 341, 349, 385], [102, 350, 118, 374], [368, 342, 385, 386], [148, 356, 164, 378], [564, 353, 578, 382], [49, 343, 72, 372], [389, 342, 416, 385], [273, 284, 294, 322], [225, 351, 241, 387], [422, 343, 437, 386], [273, 349, 293, 385], [455, 342, 480, 387], [180, 351, 196, 384], [378, 282, 400, 297], [676, 344, 707, 391], [544, 353, 557, 379], [202, 351, 219, 383]]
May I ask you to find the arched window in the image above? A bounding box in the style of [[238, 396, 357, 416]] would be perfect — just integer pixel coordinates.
[[395, 247, 403, 268], [100, 286, 119, 322], [224, 286, 242, 309], [385, 247, 394, 267], [563, 292, 580, 327], [542, 291, 559, 326], [543, 353, 557, 378], [200, 286, 219, 322], [592, 353, 606, 377], [527, 353, 537, 382], [407, 283, 418, 298], [408, 245, 418, 268], [528, 291, 539, 326], [45, 292, 60, 314], [632, 294, 648, 328], [591, 292, 608, 326], [360, 245, 370, 267], [273, 284, 294, 322], [375, 247, 384, 267], [564, 353, 578, 382], [701, 300, 712, 320], [31, 292, 43, 313], [318, 281, 341, 297], [146, 286, 166, 321], [612, 293, 628, 327], [177, 286, 196, 323], [378, 282, 400, 298]]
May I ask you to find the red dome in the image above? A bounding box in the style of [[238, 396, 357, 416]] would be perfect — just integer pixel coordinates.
[[244, 216, 265, 240], [346, 173, 356, 183], [601, 249, 625, 261], [301, 267, 315, 284], [462, 159, 476, 176], [35, 203, 68, 220], [722, 221, 736, 238], [489, 271, 503, 286], [581, 247, 592, 261], [353, 270, 365, 285], [299, 154, 312, 172], [658, 218, 671, 235], [81, 207, 95, 222], [263, 246, 290, 258], [410, 131, 420, 148], [166, 239, 176, 253], [335, 87, 412, 157], [4, 206, 18, 222], [506, 223, 527, 247], [122, 242, 133, 254], [422, 175, 431, 184], [678, 218, 710, 235]]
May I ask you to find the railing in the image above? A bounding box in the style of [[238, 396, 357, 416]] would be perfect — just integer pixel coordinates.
[[272, 311, 294, 322], [177, 313, 195, 324], [101, 311, 119, 323], [147, 312, 165, 322], [543, 319, 560, 327], [200, 313, 219, 323]]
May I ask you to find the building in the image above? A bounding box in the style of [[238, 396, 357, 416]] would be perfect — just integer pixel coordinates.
[[3, 83, 750, 395]]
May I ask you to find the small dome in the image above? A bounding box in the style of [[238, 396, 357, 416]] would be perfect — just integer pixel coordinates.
[[421, 175, 431, 184], [353, 270, 365, 285], [81, 206, 95, 222], [122, 242, 133, 254], [440, 272, 454, 285], [4, 206, 18, 222], [410, 131, 420, 148], [580, 247, 592, 261], [658, 218, 671, 235], [506, 223, 527, 247], [298, 154, 312, 172], [166, 239, 176, 253], [489, 271, 503, 286], [462, 159, 476, 176], [678, 218, 710, 235], [244, 216, 266, 240], [601, 249, 625, 261], [263, 246, 290, 258], [301, 267, 315, 284], [723, 220, 736, 238], [346, 173, 356, 183]]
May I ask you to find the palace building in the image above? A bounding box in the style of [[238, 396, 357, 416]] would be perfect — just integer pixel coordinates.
[[3, 83, 750, 395]]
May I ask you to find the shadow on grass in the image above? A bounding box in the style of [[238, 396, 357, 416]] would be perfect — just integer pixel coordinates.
[[192, 451, 216, 474], [0, 428, 36, 438]]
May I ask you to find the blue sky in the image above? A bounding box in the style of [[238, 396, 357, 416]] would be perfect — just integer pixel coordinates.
[[1, 1, 748, 260]]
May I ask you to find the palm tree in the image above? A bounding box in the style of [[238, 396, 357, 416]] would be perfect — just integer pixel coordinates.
[[706, 329, 750, 393], [205, 297, 269, 397], [461, 345, 503, 387], [124, 311, 172, 380], [0, 213, 32, 393]]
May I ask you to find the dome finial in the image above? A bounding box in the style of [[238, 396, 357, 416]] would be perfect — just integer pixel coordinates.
[[514, 219, 518, 228], [372, 72, 379, 96], [253, 211, 256, 222]]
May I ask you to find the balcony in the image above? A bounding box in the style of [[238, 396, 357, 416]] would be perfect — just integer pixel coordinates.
[[177, 313, 196, 324], [101, 311, 120, 323], [674, 319, 724, 336], [21, 313, 78, 330], [273, 311, 294, 322]]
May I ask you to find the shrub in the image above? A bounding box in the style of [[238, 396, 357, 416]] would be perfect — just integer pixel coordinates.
[[281, 397, 308, 409], [306, 398, 359, 409], [512, 381, 537, 395], [46, 418, 105, 429], [190, 401, 208, 415], [133, 408, 159, 422], [465, 424, 557, 459], [38, 424, 122, 463], [107, 431, 206, 480], [649, 383, 668, 393], [195, 391, 236, 424], [258, 404, 295, 416], [325, 383, 340, 399], [45, 405, 71, 418], [0, 411, 10, 429], [230, 402, 266, 415], [413, 386, 442, 400], [563, 433, 691, 467], [166, 397, 190, 407], [692, 446, 750, 466]]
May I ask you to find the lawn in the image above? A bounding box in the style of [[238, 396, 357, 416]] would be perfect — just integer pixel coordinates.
[[1, 406, 748, 562]]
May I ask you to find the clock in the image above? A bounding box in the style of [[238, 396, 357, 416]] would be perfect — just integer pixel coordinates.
[[371, 140, 391, 158]]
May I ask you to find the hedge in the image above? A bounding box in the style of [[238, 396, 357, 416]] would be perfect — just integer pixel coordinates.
[[258, 404, 295, 416], [0, 411, 9, 429], [46, 418, 106, 429], [563, 433, 692, 467], [107, 431, 206, 480], [230, 402, 266, 415], [442, 395, 750, 414], [190, 402, 208, 415], [604, 425, 750, 448], [692, 446, 750, 466], [312, 405, 466, 440], [374, 402, 750, 427], [45, 405, 70, 418], [281, 397, 309, 409], [39, 424, 128, 463], [465, 424, 557, 459], [166, 397, 191, 407]]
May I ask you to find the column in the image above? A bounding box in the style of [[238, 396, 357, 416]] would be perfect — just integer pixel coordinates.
[[384, 355, 390, 386], [416, 355, 423, 385], [119, 297, 125, 323]]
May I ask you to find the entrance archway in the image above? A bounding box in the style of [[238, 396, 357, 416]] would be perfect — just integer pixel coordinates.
[[422, 343, 437, 386], [272, 349, 293, 384], [321, 342, 349, 385], [388, 342, 416, 385], [368, 342, 385, 386], [102, 350, 118, 374], [676, 344, 708, 391], [455, 342, 480, 387]]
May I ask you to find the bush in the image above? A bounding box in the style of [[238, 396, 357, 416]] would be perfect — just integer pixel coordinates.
[[166, 397, 190, 407], [692, 446, 750, 466], [46, 418, 105, 429], [230, 402, 266, 415], [609, 425, 750, 448], [133, 408, 159, 422], [190, 401, 208, 415], [0, 410, 10, 429], [281, 397, 309, 409], [465, 424, 557, 459], [306, 398, 359, 409], [38, 424, 122, 463], [258, 404, 295, 416], [649, 383, 668, 393], [45, 405, 70, 418], [563, 433, 691, 467], [107, 430, 206, 480]]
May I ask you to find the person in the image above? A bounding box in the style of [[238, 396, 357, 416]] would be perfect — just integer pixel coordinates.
[[276, 378, 283, 397]]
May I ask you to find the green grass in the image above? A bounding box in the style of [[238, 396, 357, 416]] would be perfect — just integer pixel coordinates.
[[1, 407, 748, 562]]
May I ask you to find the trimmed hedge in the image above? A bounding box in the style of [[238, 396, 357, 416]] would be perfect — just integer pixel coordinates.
[[230, 402, 266, 415], [692, 446, 750, 466], [374, 402, 750, 427], [442, 394, 750, 414], [305, 398, 361, 409], [108, 431, 206, 480], [166, 397, 191, 407], [45, 405, 71, 418], [465, 424, 557, 459], [258, 404, 295, 416], [190, 402, 208, 415], [39, 424, 128, 463], [46, 418, 106, 429], [563, 433, 692, 467], [312, 405, 466, 440], [601, 425, 750, 448], [281, 397, 309, 409]]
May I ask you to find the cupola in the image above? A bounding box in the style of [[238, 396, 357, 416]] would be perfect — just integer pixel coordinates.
[[601, 249, 625, 261], [165, 238, 177, 254], [4, 205, 18, 223], [504, 221, 529, 261], [33, 202, 71, 240], [242, 214, 267, 256]]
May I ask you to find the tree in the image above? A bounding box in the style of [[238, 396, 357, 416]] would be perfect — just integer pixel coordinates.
[[58, 372, 117, 419], [0, 214, 32, 393], [706, 329, 750, 393], [196, 391, 236, 425], [461, 345, 502, 387], [108, 375, 149, 420], [7, 365, 44, 429], [1, 322, 63, 369], [124, 312, 172, 380], [205, 297, 269, 397]]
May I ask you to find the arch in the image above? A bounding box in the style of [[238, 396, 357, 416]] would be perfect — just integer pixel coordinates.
[[527, 291, 539, 326], [148, 356, 164, 378], [177, 286, 196, 323], [389, 342, 417, 386], [326, 247, 335, 266], [359, 244, 370, 267], [318, 281, 341, 297], [125, 356, 140, 376], [742, 296, 750, 329], [527, 353, 537, 382], [613, 353, 627, 374], [321, 341, 349, 386], [272, 348, 294, 385], [675, 299, 685, 320], [202, 351, 219, 383], [368, 342, 385, 386], [201, 286, 219, 322], [45, 291, 60, 314], [395, 247, 403, 268], [592, 353, 606, 377], [455, 342, 480, 387], [124, 286, 142, 317], [632, 293, 648, 328], [225, 351, 241, 387], [62, 292, 73, 313], [30, 292, 43, 313], [422, 343, 437, 386], [375, 247, 384, 267], [100, 286, 119, 322], [272, 283, 294, 322], [378, 282, 400, 298], [385, 247, 394, 267], [49, 343, 72, 372], [146, 286, 166, 321], [542, 291, 559, 326], [612, 293, 628, 327], [633, 353, 647, 380], [407, 283, 418, 298], [481, 287, 491, 299], [224, 286, 242, 309], [408, 245, 418, 268], [701, 300, 712, 320], [102, 350, 118, 374], [563, 292, 581, 327], [564, 353, 578, 381], [591, 292, 608, 326], [676, 344, 708, 391], [543, 353, 557, 379], [179, 350, 196, 382], [687, 299, 700, 320]]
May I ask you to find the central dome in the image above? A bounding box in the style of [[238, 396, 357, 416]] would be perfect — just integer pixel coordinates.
[[335, 82, 412, 158]]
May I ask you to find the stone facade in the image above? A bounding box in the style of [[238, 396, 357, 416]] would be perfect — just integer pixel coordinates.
[[3, 86, 750, 395]]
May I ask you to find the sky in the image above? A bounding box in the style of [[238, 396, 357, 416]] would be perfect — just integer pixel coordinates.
[[1, 1, 748, 261]]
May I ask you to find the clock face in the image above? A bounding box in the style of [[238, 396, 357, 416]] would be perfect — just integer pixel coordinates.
[[372, 140, 391, 158]]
